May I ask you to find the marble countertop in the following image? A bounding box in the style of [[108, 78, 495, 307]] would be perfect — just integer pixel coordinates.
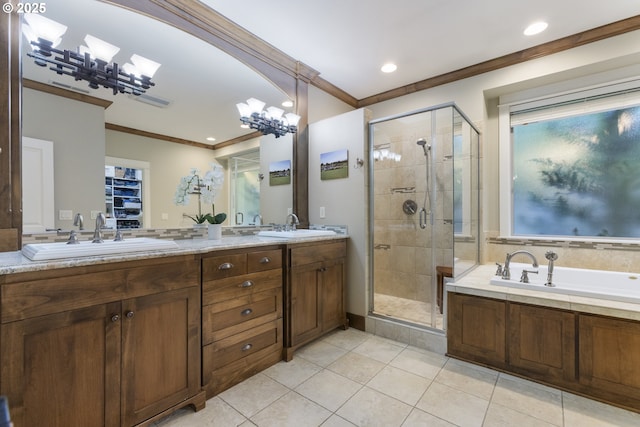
[[0, 234, 348, 276], [447, 264, 640, 321]]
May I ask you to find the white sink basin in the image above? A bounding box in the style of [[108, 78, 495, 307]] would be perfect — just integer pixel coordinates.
[[22, 237, 180, 261], [257, 229, 336, 238]]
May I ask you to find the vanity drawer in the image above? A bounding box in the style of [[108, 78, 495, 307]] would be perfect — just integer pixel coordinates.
[[202, 253, 247, 280], [247, 249, 282, 273], [203, 269, 281, 305], [203, 287, 282, 344], [290, 240, 346, 267], [203, 318, 282, 371]]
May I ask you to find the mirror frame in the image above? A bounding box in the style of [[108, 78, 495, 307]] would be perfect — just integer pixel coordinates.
[[0, 0, 315, 250]]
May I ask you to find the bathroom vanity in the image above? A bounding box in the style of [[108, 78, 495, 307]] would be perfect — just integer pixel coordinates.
[[0, 233, 348, 426], [447, 265, 640, 414]]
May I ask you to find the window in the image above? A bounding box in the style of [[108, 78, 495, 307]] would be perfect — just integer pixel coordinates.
[[499, 79, 640, 239]]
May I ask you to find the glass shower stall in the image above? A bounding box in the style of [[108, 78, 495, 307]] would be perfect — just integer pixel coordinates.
[[369, 103, 480, 330]]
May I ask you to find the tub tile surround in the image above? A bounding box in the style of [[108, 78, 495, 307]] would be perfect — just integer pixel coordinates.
[[152, 328, 640, 426]]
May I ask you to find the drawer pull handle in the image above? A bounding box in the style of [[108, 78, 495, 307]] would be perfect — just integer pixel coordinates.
[[259, 257, 271, 264], [241, 343, 253, 352], [239, 280, 254, 288], [241, 308, 253, 316], [218, 262, 234, 270]]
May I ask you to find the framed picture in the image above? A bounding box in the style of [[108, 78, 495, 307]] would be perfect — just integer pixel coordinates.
[[320, 149, 349, 180], [269, 160, 291, 186]]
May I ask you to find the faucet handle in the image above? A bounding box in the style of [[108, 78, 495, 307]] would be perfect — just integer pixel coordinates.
[[66, 230, 80, 245], [114, 230, 124, 241], [495, 263, 503, 276], [520, 269, 538, 283]]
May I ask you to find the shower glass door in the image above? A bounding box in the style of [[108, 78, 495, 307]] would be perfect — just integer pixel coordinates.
[[369, 104, 479, 330]]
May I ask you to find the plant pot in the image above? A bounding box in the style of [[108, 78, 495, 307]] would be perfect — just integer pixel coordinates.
[[207, 223, 222, 240], [193, 223, 207, 230]]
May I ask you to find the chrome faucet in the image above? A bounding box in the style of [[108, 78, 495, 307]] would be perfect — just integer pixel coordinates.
[[502, 250, 539, 280], [285, 213, 299, 231], [92, 212, 106, 243], [544, 251, 558, 287], [253, 213, 263, 226], [73, 213, 84, 230]]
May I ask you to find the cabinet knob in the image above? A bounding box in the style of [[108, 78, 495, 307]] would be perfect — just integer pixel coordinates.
[[259, 257, 271, 264], [318, 267, 327, 272], [239, 280, 254, 288], [241, 308, 253, 316], [111, 314, 120, 322], [126, 311, 135, 319], [241, 343, 253, 352], [218, 262, 234, 270]]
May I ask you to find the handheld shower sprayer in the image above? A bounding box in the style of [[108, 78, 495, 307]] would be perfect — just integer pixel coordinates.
[[416, 138, 431, 156]]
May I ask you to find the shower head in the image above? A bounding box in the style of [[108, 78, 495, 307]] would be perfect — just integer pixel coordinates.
[[416, 138, 430, 156]]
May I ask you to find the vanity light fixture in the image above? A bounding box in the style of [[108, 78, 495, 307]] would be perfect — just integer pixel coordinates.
[[236, 97, 301, 138], [22, 14, 161, 95]]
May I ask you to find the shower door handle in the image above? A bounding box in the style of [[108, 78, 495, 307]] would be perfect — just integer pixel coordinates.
[[419, 208, 427, 229]]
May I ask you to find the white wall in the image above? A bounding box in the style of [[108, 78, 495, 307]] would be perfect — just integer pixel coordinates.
[[309, 109, 370, 316], [22, 89, 105, 229]]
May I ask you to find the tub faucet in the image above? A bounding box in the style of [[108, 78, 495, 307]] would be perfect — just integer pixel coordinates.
[[285, 213, 299, 231], [73, 213, 84, 230], [92, 212, 106, 243], [545, 251, 558, 287], [502, 250, 539, 280]]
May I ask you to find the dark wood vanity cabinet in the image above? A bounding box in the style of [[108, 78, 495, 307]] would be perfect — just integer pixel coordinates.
[[0, 256, 205, 427], [285, 239, 348, 360], [201, 246, 284, 397]]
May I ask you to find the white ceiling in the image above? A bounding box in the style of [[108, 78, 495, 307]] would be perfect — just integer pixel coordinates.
[[22, 0, 640, 146]]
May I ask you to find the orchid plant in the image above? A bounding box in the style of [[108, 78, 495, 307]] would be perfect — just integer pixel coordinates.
[[174, 163, 227, 224]]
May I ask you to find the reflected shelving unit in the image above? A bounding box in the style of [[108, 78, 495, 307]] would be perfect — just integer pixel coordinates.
[[105, 165, 143, 229]]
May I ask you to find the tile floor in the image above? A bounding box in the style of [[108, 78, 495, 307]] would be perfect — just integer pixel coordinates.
[[154, 328, 640, 427]]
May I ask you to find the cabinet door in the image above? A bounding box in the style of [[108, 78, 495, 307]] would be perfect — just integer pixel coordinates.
[[320, 258, 346, 332], [509, 303, 576, 385], [121, 287, 201, 426], [579, 314, 640, 407], [290, 264, 321, 347], [447, 293, 506, 367], [1, 302, 121, 427]]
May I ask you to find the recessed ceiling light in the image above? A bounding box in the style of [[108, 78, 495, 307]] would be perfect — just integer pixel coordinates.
[[282, 100, 294, 108], [240, 124, 249, 129], [524, 21, 548, 36], [206, 137, 216, 142], [381, 63, 397, 73]]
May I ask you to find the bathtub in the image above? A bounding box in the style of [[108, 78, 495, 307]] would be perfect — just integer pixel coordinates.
[[489, 262, 640, 304]]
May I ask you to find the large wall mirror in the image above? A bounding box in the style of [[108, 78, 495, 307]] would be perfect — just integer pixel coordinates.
[[21, 0, 300, 233]]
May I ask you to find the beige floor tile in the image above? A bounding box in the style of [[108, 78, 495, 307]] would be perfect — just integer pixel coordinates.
[[434, 358, 498, 400], [389, 347, 447, 379], [416, 381, 489, 427], [336, 386, 413, 427], [562, 392, 640, 427], [250, 391, 332, 427], [352, 335, 406, 364], [321, 328, 372, 350], [401, 408, 456, 427], [295, 369, 362, 412], [484, 402, 558, 427], [367, 365, 432, 406], [321, 414, 358, 426], [296, 340, 349, 367], [262, 357, 323, 389], [328, 351, 386, 384], [153, 397, 247, 426], [491, 374, 563, 426], [218, 373, 289, 418]]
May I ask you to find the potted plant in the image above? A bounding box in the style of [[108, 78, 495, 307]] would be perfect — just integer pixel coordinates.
[[174, 164, 226, 238]]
